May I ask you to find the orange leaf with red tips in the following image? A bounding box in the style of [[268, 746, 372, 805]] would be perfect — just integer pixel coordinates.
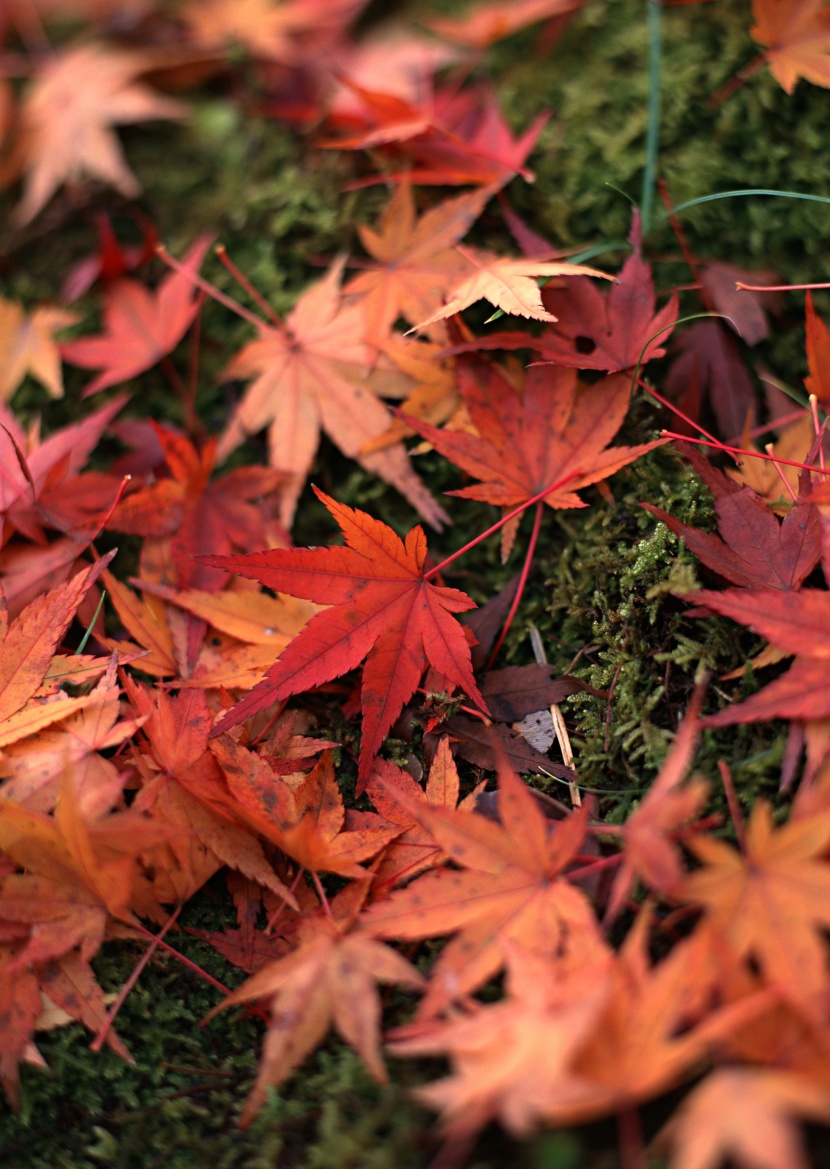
[[344, 183, 492, 342], [751, 0, 830, 93], [210, 740, 401, 875], [203, 488, 487, 790], [403, 356, 665, 517], [215, 259, 448, 530], [361, 759, 605, 1015], [212, 879, 423, 1125]]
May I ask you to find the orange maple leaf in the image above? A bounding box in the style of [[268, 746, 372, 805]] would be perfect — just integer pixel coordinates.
[[183, 0, 366, 63], [210, 739, 401, 876], [11, 44, 184, 225], [425, 0, 584, 48], [362, 760, 605, 1015], [0, 299, 77, 403], [410, 246, 610, 331], [215, 259, 448, 529], [751, 0, 830, 93], [679, 800, 830, 1017], [125, 681, 298, 906], [345, 183, 492, 342], [365, 736, 483, 891], [211, 879, 423, 1125], [658, 1067, 830, 1169], [604, 689, 709, 921]]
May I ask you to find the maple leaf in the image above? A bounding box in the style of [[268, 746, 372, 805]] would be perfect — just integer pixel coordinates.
[[366, 736, 482, 891], [203, 488, 486, 790], [659, 1067, 830, 1169], [751, 0, 830, 93], [390, 915, 772, 1142], [210, 739, 401, 875], [679, 800, 830, 1016], [410, 247, 610, 331], [0, 299, 77, 403], [644, 443, 822, 591], [124, 680, 297, 905], [326, 84, 548, 188], [0, 395, 124, 549], [211, 879, 423, 1125], [183, 0, 366, 63], [459, 215, 678, 372], [664, 320, 757, 441], [11, 44, 185, 225], [425, 0, 584, 48], [215, 259, 448, 530], [805, 290, 830, 407], [403, 357, 665, 516], [0, 556, 113, 744], [0, 657, 142, 816], [604, 688, 709, 922], [388, 941, 614, 1140], [691, 587, 830, 725], [361, 760, 605, 1015], [108, 422, 285, 590], [0, 766, 172, 950], [61, 237, 211, 397], [344, 183, 492, 342]]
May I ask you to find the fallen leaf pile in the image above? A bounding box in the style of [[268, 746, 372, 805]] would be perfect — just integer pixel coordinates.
[[2, 1, 830, 1166]]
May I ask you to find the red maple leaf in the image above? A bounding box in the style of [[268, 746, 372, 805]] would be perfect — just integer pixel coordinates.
[[690, 587, 830, 726], [402, 355, 665, 514], [202, 488, 487, 790], [107, 422, 285, 590], [61, 237, 211, 396], [644, 443, 822, 591]]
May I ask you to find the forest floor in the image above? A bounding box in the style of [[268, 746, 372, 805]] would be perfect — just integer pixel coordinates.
[[2, 1, 830, 1167]]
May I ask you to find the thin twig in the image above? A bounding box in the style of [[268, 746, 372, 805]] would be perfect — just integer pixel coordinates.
[[486, 501, 543, 668], [91, 906, 182, 1052]]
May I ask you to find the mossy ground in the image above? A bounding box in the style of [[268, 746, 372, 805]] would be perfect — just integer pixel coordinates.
[[1, 0, 826, 1163]]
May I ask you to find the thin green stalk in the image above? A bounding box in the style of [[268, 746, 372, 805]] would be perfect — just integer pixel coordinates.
[[641, 0, 663, 235], [658, 188, 830, 222]]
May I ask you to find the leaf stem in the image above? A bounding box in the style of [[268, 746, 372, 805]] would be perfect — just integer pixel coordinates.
[[485, 501, 543, 668], [91, 905, 181, 1052], [737, 279, 830, 293], [215, 245, 283, 327], [156, 245, 266, 332], [130, 919, 232, 997], [660, 430, 830, 476], [423, 469, 583, 581]]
